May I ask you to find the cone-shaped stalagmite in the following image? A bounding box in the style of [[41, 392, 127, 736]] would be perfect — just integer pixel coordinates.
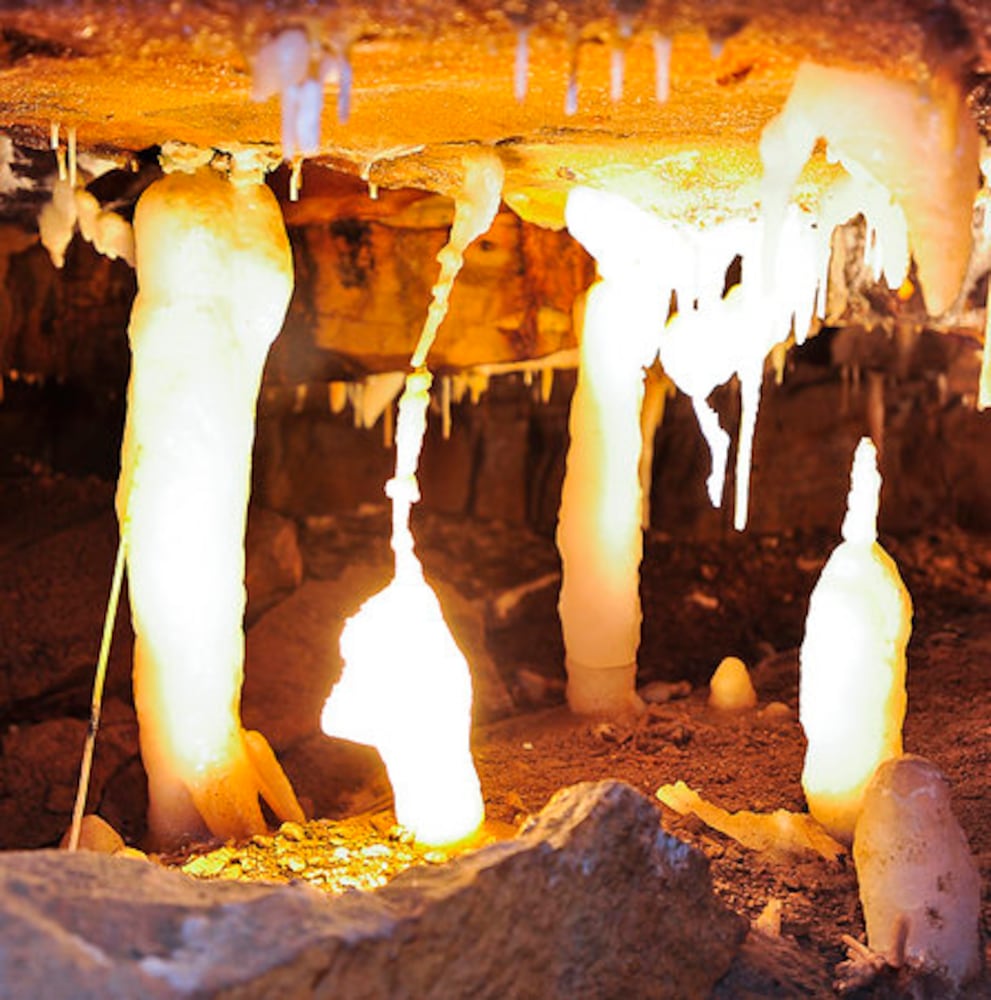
[[799, 438, 912, 843]]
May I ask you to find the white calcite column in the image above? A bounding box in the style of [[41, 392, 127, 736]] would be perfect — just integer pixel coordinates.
[[119, 154, 303, 847], [558, 188, 668, 715]]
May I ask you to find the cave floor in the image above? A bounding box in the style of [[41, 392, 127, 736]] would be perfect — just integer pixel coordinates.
[[0, 473, 989, 996]]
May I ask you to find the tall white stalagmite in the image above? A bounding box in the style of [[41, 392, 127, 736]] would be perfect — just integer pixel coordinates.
[[119, 154, 303, 848], [558, 188, 668, 715], [799, 438, 912, 843]]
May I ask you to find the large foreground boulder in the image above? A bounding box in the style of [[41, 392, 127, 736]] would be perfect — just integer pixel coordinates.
[[0, 781, 744, 998]]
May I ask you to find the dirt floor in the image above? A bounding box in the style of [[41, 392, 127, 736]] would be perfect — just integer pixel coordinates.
[[0, 474, 989, 997]]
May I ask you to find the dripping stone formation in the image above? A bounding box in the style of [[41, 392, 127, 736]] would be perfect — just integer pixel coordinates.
[[0, 2, 989, 997]]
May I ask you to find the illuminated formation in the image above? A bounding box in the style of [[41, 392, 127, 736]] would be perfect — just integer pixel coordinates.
[[321, 151, 504, 847], [799, 438, 912, 843], [558, 187, 670, 715], [760, 62, 979, 318], [118, 151, 304, 847], [656, 208, 821, 531], [853, 755, 982, 988]]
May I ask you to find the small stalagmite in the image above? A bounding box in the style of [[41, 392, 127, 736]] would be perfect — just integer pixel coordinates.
[[799, 438, 912, 843], [708, 656, 757, 711], [118, 151, 303, 848], [853, 755, 982, 988]]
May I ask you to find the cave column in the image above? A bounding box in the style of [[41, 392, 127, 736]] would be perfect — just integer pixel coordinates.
[[557, 188, 667, 715]]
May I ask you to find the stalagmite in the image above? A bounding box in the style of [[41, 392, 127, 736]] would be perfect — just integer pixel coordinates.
[[118, 152, 303, 847], [853, 755, 982, 988], [799, 438, 912, 843], [760, 61, 979, 317], [708, 656, 757, 711], [559, 188, 668, 715], [322, 151, 504, 846]]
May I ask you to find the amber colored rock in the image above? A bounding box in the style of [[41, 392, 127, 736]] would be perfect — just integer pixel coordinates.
[[0, 780, 745, 999], [0, 1, 987, 231], [275, 175, 591, 372]]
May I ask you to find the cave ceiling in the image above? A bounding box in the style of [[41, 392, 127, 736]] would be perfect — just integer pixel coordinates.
[[1, 1, 989, 229]]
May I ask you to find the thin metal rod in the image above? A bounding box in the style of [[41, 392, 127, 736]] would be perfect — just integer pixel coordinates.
[[66, 534, 126, 851]]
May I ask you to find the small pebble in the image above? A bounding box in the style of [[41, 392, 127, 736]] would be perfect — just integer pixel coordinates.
[[640, 679, 692, 705], [279, 821, 306, 842], [361, 843, 391, 859], [591, 722, 620, 742], [758, 701, 793, 722], [182, 851, 230, 877]]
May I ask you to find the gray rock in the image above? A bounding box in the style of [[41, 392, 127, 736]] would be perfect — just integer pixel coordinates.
[[0, 780, 745, 999]]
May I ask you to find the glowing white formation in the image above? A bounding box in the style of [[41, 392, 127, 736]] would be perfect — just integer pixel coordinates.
[[410, 152, 505, 368], [322, 153, 503, 846], [854, 755, 982, 988], [75, 189, 135, 266], [118, 156, 303, 847], [559, 188, 669, 715], [657, 208, 821, 528], [610, 16, 632, 102], [653, 34, 672, 104], [513, 26, 530, 102], [708, 656, 757, 711], [564, 33, 580, 116], [40, 175, 135, 269], [799, 438, 912, 843], [761, 61, 979, 317], [321, 374, 484, 848], [38, 177, 77, 268], [252, 29, 349, 162]]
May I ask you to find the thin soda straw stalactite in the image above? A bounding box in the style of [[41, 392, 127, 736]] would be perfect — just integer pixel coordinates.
[[67, 533, 126, 852]]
